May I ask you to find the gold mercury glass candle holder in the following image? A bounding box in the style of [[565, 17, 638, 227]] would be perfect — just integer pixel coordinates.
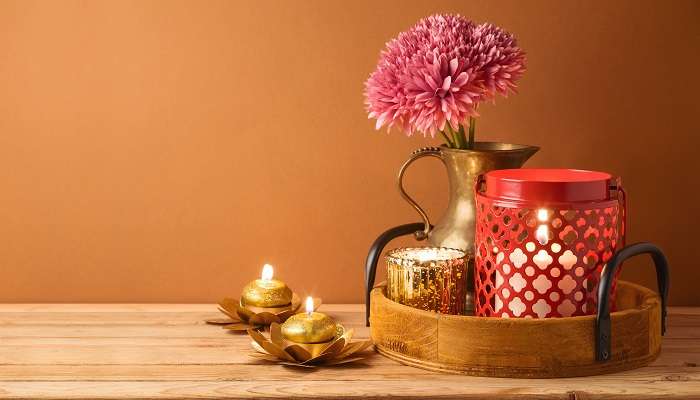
[[386, 247, 469, 315]]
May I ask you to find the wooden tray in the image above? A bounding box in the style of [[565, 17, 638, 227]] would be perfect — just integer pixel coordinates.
[[370, 280, 662, 378]]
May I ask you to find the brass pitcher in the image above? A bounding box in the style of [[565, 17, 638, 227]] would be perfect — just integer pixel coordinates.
[[364, 142, 538, 325]]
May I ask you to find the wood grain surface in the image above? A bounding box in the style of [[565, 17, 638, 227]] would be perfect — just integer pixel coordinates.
[[0, 303, 698, 399], [370, 281, 664, 378]]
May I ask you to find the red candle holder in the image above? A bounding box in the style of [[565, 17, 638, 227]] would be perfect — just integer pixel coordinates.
[[474, 169, 626, 318]]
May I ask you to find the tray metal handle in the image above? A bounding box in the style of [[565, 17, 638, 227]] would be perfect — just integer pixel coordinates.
[[596, 242, 670, 361], [364, 223, 427, 327]]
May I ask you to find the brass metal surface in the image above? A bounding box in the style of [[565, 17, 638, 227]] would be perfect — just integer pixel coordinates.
[[281, 311, 339, 344], [398, 142, 539, 251], [241, 278, 293, 307]]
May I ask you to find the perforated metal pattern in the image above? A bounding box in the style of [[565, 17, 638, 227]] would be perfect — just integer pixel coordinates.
[[474, 199, 622, 318]]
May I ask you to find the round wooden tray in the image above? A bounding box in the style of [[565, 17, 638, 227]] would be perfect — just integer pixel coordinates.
[[370, 280, 662, 378]]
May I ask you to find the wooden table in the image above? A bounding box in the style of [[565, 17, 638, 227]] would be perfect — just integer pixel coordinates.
[[0, 304, 698, 399]]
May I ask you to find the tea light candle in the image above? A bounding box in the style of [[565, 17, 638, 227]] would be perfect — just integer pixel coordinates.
[[241, 264, 293, 307], [535, 208, 550, 245], [281, 297, 337, 344]]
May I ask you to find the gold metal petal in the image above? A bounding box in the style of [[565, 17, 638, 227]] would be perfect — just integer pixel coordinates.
[[284, 344, 313, 363], [279, 361, 316, 368], [218, 298, 242, 320], [336, 340, 373, 359], [284, 323, 345, 358], [247, 328, 296, 362], [276, 309, 296, 322], [324, 357, 367, 366], [249, 353, 280, 363], [247, 314, 263, 326], [303, 351, 338, 365], [205, 318, 236, 325], [255, 312, 282, 325], [217, 308, 241, 322], [247, 328, 269, 350], [223, 322, 256, 331], [236, 305, 254, 321], [217, 307, 241, 322], [269, 323, 284, 347], [341, 328, 354, 342], [334, 341, 364, 359], [320, 337, 345, 357], [334, 324, 346, 339], [250, 339, 268, 355], [244, 302, 293, 315], [261, 341, 296, 362], [290, 342, 328, 359]]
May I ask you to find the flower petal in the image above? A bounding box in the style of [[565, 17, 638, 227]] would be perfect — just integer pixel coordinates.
[[441, 75, 452, 91]]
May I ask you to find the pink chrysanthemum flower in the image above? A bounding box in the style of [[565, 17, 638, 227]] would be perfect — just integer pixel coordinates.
[[365, 14, 526, 139]]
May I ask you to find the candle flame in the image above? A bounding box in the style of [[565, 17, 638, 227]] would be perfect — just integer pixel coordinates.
[[305, 296, 314, 316], [261, 264, 274, 281], [537, 208, 548, 222], [536, 225, 549, 245]]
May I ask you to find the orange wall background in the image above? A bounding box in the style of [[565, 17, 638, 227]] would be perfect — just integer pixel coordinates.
[[0, 0, 698, 304]]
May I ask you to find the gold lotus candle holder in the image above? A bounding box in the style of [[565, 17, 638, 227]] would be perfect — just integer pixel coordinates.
[[247, 297, 373, 367], [386, 247, 468, 315], [205, 264, 321, 331]]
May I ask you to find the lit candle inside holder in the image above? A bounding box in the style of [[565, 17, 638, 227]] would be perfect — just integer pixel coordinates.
[[536, 208, 550, 246], [241, 264, 293, 307], [536, 224, 549, 246], [281, 297, 338, 344]]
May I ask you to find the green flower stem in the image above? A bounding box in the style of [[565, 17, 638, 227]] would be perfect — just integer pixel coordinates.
[[439, 129, 455, 148], [442, 121, 475, 149], [456, 124, 467, 149], [445, 122, 459, 148], [455, 131, 463, 148], [468, 116, 476, 149]]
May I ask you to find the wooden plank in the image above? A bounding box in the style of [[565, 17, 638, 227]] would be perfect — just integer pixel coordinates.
[[0, 304, 216, 313], [3, 323, 698, 340], [0, 337, 694, 367], [0, 336, 695, 367], [0, 376, 699, 400], [0, 364, 695, 382], [0, 303, 697, 399], [0, 304, 364, 313], [0, 311, 365, 326]]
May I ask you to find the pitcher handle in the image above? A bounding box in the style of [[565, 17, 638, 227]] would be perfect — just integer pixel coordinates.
[[397, 147, 444, 241]]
